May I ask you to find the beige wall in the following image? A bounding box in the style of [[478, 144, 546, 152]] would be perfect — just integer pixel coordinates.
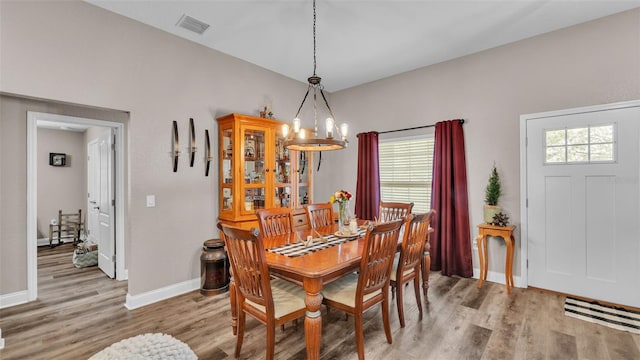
[[0, 0, 310, 297], [315, 8, 640, 278], [37, 128, 86, 240]]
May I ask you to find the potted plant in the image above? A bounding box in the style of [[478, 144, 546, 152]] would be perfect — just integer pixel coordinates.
[[484, 165, 502, 223]]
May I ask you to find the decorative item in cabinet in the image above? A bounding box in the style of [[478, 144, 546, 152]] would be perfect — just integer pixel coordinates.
[[216, 113, 314, 229]]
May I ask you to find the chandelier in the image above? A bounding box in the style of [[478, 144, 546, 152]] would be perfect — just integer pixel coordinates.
[[282, 0, 348, 151]]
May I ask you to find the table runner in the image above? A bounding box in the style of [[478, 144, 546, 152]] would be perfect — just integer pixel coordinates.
[[267, 228, 366, 257]]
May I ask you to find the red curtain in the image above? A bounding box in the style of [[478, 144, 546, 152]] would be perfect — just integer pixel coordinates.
[[431, 120, 473, 277], [355, 132, 380, 220]]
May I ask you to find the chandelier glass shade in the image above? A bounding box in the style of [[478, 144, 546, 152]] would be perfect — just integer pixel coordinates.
[[282, 0, 348, 151]]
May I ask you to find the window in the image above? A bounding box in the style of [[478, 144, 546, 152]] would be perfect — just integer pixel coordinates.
[[544, 124, 616, 164], [379, 136, 434, 213]]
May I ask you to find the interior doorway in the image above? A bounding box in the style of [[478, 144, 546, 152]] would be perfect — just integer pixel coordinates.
[[27, 112, 126, 302]]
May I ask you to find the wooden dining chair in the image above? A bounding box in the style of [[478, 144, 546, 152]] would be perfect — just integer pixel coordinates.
[[218, 223, 307, 360], [255, 207, 295, 237], [390, 210, 435, 327], [378, 201, 413, 222], [321, 219, 404, 360], [304, 202, 334, 229]]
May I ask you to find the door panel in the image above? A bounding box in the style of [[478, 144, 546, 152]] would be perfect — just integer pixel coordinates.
[[87, 140, 99, 245], [97, 129, 115, 278], [585, 176, 616, 282], [526, 105, 640, 307]]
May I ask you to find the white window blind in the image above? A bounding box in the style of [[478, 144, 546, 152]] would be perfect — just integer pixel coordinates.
[[379, 136, 434, 213]]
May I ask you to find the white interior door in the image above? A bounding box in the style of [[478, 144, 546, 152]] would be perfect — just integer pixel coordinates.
[[87, 129, 116, 278], [87, 139, 99, 245], [526, 104, 640, 307]]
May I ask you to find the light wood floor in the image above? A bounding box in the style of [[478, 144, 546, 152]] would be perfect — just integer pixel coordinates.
[[1, 243, 639, 359]]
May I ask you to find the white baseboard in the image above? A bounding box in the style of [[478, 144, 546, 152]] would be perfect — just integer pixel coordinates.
[[125, 278, 200, 310], [0, 290, 30, 309], [118, 269, 129, 281], [37, 237, 74, 247], [473, 268, 524, 288]]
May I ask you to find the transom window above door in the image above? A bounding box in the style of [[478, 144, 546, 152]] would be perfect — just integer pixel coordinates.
[[544, 124, 616, 164]]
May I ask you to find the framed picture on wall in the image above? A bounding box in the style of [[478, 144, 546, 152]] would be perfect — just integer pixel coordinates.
[[49, 153, 66, 167]]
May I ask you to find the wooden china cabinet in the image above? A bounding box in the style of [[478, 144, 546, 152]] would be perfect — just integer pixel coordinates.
[[217, 113, 313, 230]]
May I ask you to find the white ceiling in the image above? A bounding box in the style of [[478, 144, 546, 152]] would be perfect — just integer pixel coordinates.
[[86, 0, 640, 92]]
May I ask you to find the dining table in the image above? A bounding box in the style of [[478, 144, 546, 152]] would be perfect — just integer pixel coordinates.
[[227, 222, 432, 360]]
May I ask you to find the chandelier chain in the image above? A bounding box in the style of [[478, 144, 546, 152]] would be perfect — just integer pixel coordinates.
[[313, 0, 317, 76]]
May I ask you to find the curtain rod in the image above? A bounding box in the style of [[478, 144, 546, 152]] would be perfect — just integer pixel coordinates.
[[377, 119, 464, 134]]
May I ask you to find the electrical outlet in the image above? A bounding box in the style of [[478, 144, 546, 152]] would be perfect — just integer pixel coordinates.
[[146, 195, 156, 207]]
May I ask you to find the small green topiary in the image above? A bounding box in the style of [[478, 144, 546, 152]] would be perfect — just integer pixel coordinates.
[[485, 165, 501, 206]]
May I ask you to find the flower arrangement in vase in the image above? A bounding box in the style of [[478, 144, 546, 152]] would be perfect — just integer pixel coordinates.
[[330, 189, 352, 232]]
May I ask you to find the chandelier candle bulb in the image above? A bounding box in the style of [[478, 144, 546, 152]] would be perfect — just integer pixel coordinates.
[[341, 123, 348, 140], [300, 129, 306, 139], [326, 117, 334, 138], [282, 124, 290, 137], [293, 118, 301, 133]]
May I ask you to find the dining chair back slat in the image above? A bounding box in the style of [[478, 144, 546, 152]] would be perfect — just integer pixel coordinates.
[[256, 207, 294, 237], [322, 219, 404, 360], [359, 220, 404, 299], [304, 202, 334, 229], [378, 201, 413, 222], [220, 225, 270, 309], [391, 210, 436, 327]]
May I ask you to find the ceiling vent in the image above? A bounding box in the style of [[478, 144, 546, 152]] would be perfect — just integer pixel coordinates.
[[176, 14, 210, 35]]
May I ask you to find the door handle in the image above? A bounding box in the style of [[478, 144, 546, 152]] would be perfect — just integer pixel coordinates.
[[93, 206, 100, 210]]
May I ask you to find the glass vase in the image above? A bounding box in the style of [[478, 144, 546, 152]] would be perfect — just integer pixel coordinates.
[[338, 200, 350, 233]]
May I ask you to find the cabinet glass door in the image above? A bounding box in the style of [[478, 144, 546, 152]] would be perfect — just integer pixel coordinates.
[[221, 128, 233, 213], [274, 136, 292, 208], [297, 151, 311, 206], [243, 129, 265, 184], [243, 128, 266, 213], [244, 188, 266, 212]]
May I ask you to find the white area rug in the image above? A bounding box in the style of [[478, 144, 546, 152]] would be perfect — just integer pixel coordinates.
[[89, 333, 197, 359]]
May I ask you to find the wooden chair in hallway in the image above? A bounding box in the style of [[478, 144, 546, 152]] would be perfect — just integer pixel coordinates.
[[48, 209, 83, 247], [255, 207, 294, 237], [218, 223, 307, 360], [390, 210, 435, 327], [321, 219, 404, 360], [304, 202, 334, 229], [378, 201, 413, 222]]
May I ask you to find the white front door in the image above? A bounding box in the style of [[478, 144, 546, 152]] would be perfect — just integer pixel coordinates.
[[87, 129, 116, 278], [526, 103, 640, 307]]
